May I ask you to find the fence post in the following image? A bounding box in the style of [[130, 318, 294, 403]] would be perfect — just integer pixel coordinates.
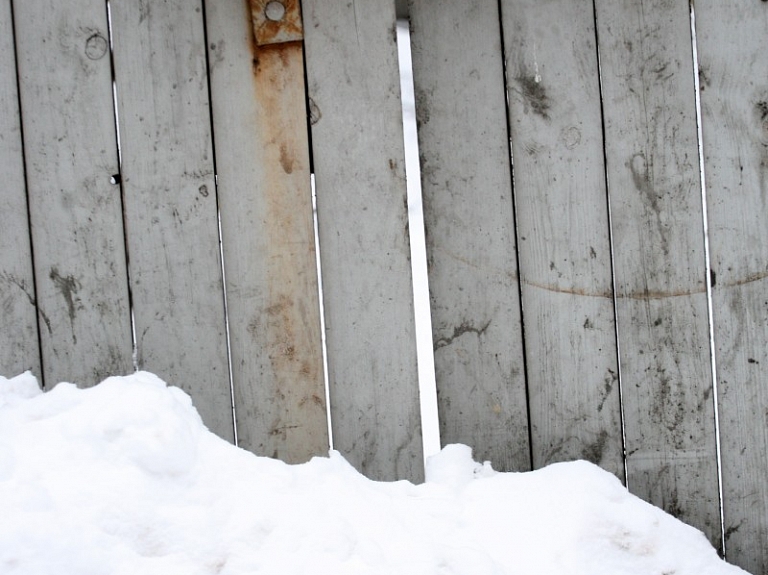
[[205, 0, 329, 461]]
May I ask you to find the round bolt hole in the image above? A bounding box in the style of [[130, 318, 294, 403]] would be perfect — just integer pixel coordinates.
[[265, 1, 286, 21]]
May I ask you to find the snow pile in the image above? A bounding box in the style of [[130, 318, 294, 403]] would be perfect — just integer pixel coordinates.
[[0, 371, 747, 575]]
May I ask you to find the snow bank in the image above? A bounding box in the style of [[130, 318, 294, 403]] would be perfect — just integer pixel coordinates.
[[0, 371, 747, 575]]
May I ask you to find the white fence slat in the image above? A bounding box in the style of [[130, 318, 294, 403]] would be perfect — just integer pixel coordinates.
[[0, 0, 40, 378], [595, 0, 721, 547], [205, 0, 329, 461], [110, 0, 233, 440], [408, 0, 530, 471], [499, 0, 624, 478], [13, 0, 133, 386], [302, 0, 424, 482], [696, 1, 768, 570]]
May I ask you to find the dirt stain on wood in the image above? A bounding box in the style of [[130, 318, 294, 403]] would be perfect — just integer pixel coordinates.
[[515, 75, 551, 120], [49, 267, 81, 343]]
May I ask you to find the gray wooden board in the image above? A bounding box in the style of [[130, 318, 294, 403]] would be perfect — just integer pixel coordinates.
[[302, 0, 424, 482], [594, 0, 720, 547], [0, 0, 41, 378], [499, 0, 624, 478], [109, 0, 232, 440], [408, 0, 530, 472], [695, 0, 768, 570], [13, 0, 133, 386], [205, 0, 329, 462]]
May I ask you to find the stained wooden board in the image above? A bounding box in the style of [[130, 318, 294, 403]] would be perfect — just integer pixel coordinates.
[[0, 1, 40, 378], [109, 0, 232, 440], [408, 0, 530, 471], [594, 0, 720, 547], [302, 0, 424, 482], [499, 0, 624, 478], [13, 0, 133, 386], [204, 0, 328, 462], [695, 1, 768, 570]]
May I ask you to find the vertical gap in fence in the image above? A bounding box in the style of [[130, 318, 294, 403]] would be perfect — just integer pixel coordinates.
[[689, 2, 725, 556], [396, 19, 440, 463], [105, 0, 138, 374], [200, 0, 237, 445], [302, 41, 332, 449], [590, 0, 629, 487], [495, 0, 534, 470], [310, 174, 333, 449], [8, 0, 44, 387]]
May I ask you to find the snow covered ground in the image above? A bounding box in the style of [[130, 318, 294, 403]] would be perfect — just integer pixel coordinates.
[[0, 371, 747, 575]]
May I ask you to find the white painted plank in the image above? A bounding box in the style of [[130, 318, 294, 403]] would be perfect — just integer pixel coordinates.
[[595, 0, 720, 548], [205, 0, 329, 462], [302, 0, 424, 481], [0, 0, 40, 378], [499, 0, 624, 478], [109, 0, 232, 440], [13, 0, 133, 385], [408, 0, 530, 471], [695, 1, 768, 570]]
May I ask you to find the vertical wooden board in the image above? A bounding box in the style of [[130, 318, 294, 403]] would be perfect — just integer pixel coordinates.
[[696, 1, 768, 570], [13, 0, 133, 386], [499, 0, 624, 478], [0, 0, 40, 378], [595, 0, 720, 546], [204, 0, 329, 462], [408, 0, 530, 471], [302, 0, 424, 482], [110, 0, 232, 440]]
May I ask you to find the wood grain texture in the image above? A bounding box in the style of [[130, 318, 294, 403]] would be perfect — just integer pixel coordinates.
[[499, 0, 624, 478], [0, 0, 41, 378], [302, 0, 424, 482], [408, 0, 530, 472], [110, 0, 232, 440], [595, 0, 720, 547], [695, 0, 768, 570], [13, 0, 133, 386], [205, 0, 329, 462]]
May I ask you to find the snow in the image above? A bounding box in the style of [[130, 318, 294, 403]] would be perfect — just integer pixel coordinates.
[[0, 371, 747, 575]]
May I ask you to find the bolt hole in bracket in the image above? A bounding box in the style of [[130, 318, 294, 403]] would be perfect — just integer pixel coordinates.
[[265, 1, 286, 22], [250, 0, 304, 46]]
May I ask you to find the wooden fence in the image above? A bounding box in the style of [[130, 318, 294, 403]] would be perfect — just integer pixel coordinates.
[[1, 0, 766, 571]]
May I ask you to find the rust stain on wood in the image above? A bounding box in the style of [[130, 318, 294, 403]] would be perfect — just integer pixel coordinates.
[[247, 43, 306, 370], [250, 0, 303, 46], [243, 8, 326, 459]]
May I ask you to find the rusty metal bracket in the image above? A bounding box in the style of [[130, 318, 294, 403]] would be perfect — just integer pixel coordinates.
[[250, 0, 303, 46]]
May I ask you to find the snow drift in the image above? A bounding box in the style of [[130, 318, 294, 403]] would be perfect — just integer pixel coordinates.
[[0, 371, 747, 574]]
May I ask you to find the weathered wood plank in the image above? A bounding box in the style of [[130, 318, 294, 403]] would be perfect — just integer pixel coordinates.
[[695, 0, 768, 570], [302, 0, 424, 481], [408, 0, 530, 471], [0, 0, 40, 378], [595, 0, 720, 547], [499, 0, 624, 478], [109, 0, 232, 440], [205, 0, 329, 461], [13, 0, 133, 386]]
